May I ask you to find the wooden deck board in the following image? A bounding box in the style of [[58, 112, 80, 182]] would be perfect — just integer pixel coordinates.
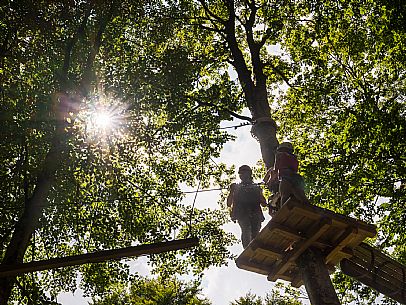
[[236, 199, 377, 286], [341, 258, 406, 304], [349, 243, 406, 283]]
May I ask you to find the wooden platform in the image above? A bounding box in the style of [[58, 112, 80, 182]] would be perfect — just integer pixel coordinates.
[[341, 243, 406, 304], [236, 199, 377, 287]]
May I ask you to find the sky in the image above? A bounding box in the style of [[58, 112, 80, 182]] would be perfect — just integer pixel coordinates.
[[57, 112, 309, 304]]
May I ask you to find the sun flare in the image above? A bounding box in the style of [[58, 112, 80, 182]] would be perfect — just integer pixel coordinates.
[[77, 96, 129, 142], [91, 111, 114, 130]]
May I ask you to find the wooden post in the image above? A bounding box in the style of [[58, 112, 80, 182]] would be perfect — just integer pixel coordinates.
[[0, 237, 199, 278], [297, 248, 341, 305]]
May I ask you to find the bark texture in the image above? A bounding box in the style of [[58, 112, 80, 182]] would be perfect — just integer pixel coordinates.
[[222, 1, 279, 169], [297, 248, 341, 305], [0, 118, 66, 303]]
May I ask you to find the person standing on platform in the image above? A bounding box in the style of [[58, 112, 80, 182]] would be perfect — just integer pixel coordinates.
[[265, 142, 308, 207], [227, 165, 267, 248]]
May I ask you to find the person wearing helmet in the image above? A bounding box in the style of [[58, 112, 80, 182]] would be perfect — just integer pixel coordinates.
[[227, 165, 267, 248], [271, 142, 308, 205]]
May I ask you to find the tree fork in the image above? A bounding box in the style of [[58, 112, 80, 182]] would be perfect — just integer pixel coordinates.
[[297, 248, 341, 305]]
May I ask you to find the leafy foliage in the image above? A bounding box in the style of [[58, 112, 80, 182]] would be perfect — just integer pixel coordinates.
[[272, 0, 405, 303], [230, 288, 304, 305], [0, 0, 238, 303], [91, 276, 211, 305], [1, 0, 405, 304]]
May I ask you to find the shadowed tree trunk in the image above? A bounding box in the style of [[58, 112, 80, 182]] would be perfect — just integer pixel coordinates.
[[221, 0, 279, 168], [298, 248, 341, 305], [0, 6, 113, 303]]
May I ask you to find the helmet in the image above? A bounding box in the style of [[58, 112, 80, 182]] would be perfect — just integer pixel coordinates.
[[238, 165, 252, 174], [277, 142, 294, 151]]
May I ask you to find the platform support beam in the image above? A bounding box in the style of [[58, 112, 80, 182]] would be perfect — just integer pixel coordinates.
[[0, 237, 199, 278], [297, 248, 341, 305]]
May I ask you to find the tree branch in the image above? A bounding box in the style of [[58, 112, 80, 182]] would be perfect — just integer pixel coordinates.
[[195, 100, 253, 122], [246, 0, 257, 30], [80, 5, 113, 96], [197, 23, 226, 40], [60, 7, 92, 90], [197, 0, 226, 24], [265, 61, 296, 89], [259, 27, 273, 47], [223, 1, 254, 101]]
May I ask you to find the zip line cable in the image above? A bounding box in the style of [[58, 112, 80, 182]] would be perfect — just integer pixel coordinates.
[[181, 183, 265, 194], [0, 184, 265, 212], [182, 187, 226, 194], [187, 134, 207, 235], [219, 122, 252, 130]]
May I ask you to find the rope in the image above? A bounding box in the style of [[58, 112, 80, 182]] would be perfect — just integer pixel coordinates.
[[219, 122, 252, 130], [182, 183, 265, 194], [182, 187, 226, 194], [187, 135, 207, 235]]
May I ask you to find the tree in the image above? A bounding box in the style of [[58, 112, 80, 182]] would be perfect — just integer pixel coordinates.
[[0, 1, 237, 303], [175, 0, 405, 303], [91, 276, 211, 305], [231, 289, 303, 305], [270, 0, 406, 303], [1, 0, 405, 304]]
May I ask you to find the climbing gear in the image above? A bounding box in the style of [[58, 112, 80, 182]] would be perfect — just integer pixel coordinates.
[[250, 117, 277, 143], [268, 192, 281, 216], [277, 142, 294, 151], [231, 182, 263, 221]]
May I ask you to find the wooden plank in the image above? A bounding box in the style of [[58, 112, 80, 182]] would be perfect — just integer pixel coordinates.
[[341, 259, 406, 304], [0, 238, 199, 278], [267, 222, 303, 242], [269, 199, 294, 223], [349, 254, 405, 284], [237, 202, 379, 288], [338, 247, 354, 259], [255, 247, 283, 260], [235, 258, 271, 275], [289, 213, 316, 235], [345, 253, 404, 285], [352, 243, 406, 282], [289, 206, 320, 221], [359, 243, 405, 273], [325, 226, 357, 264], [278, 273, 295, 282], [284, 200, 377, 237], [267, 217, 332, 281]]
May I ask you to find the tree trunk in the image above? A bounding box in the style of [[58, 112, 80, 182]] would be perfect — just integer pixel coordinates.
[[297, 248, 341, 305], [0, 6, 112, 302], [0, 108, 68, 304], [250, 113, 278, 169], [223, 1, 279, 169]]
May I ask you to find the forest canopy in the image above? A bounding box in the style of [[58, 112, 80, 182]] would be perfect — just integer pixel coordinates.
[[0, 0, 405, 304]]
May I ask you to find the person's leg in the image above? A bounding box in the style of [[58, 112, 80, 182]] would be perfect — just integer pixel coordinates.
[[279, 178, 293, 205], [291, 174, 309, 204], [251, 217, 262, 241], [291, 186, 309, 204], [238, 216, 252, 248]]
